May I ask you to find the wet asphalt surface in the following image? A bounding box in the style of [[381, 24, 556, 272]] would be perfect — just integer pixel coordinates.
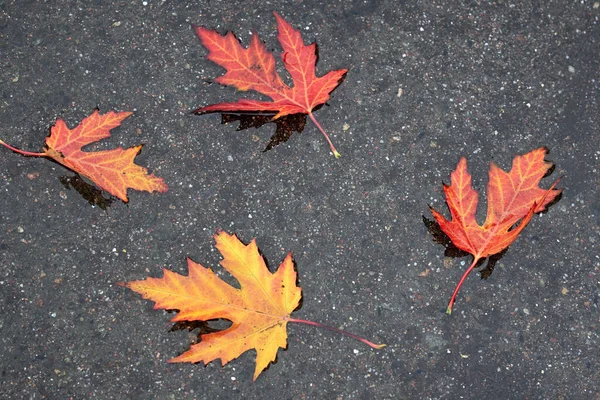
[[1, 1, 599, 399]]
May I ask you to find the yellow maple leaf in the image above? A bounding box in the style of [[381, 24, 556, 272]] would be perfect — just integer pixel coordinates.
[[121, 231, 384, 380], [123, 231, 301, 380]]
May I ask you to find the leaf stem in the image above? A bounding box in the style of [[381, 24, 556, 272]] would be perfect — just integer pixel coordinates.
[[307, 113, 341, 158], [447, 256, 481, 315], [0, 139, 46, 157], [288, 317, 385, 349]]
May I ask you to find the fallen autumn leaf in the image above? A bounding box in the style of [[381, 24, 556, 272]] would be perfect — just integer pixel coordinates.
[[429, 147, 562, 314], [0, 109, 168, 202], [120, 231, 385, 381], [193, 12, 348, 157]]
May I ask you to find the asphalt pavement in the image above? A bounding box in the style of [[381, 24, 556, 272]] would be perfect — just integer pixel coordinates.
[[1, 1, 599, 399]]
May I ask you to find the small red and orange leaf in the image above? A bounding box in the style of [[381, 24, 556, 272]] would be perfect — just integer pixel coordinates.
[[193, 12, 347, 157], [430, 148, 561, 313], [0, 109, 168, 202]]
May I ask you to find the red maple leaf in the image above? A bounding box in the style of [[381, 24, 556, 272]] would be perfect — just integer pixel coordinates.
[[430, 148, 562, 313], [193, 12, 348, 157]]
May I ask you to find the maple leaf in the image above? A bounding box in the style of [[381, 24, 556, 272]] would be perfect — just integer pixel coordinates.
[[193, 12, 348, 158], [0, 109, 168, 202], [429, 148, 562, 314], [121, 231, 384, 381]]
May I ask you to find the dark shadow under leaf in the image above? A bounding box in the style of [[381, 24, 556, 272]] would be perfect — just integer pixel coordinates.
[[169, 318, 233, 344], [60, 175, 113, 210], [220, 113, 307, 152]]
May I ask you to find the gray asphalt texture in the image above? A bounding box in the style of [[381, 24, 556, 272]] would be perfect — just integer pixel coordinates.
[[1, 1, 599, 399]]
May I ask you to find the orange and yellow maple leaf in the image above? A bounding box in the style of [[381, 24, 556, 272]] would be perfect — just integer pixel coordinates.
[[430, 148, 562, 314], [0, 109, 168, 202], [193, 12, 347, 157], [121, 231, 384, 381], [122, 231, 302, 381]]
